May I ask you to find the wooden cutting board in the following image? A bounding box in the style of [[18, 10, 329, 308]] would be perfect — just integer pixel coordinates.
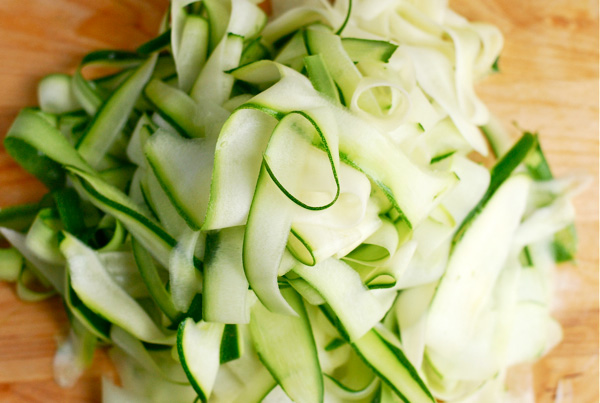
[[0, 0, 597, 401]]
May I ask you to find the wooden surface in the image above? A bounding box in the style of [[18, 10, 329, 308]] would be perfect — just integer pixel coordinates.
[[0, 0, 597, 402]]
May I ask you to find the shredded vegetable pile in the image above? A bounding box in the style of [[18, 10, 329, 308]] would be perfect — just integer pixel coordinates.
[[0, 0, 585, 402]]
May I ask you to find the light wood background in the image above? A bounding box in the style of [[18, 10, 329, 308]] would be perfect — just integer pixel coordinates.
[[0, 0, 597, 402]]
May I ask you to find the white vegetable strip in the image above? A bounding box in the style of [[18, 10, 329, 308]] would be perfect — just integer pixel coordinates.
[[68, 166, 176, 268], [60, 233, 173, 344], [244, 164, 296, 316], [169, 229, 202, 313], [177, 319, 225, 401], [142, 166, 190, 240], [228, 0, 267, 39], [176, 15, 209, 93], [249, 287, 323, 403], [203, 108, 278, 230], [203, 227, 251, 324], [402, 45, 488, 155], [170, 0, 201, 72], [396, 282, 437, 370], [514, 197, 575, 247], [191, 33, 243, 105], [294, 258, 386, 341], [445, 26, 489, 126], [145, 129, 215, 229], [77, 54, 158, 168], [426, 175, 531, 366]]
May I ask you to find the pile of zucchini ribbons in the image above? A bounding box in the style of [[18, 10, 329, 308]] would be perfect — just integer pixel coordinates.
[[0, 0, 584, 402]]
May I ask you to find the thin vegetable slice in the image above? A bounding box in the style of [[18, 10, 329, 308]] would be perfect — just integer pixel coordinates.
[[177, 318, 225, 402], [77, 54, 158, 168], [60, 233, 173, 344], [249, 287, 323, 403]]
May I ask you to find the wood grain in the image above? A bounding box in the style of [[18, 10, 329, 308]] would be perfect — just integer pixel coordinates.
[[0, 0, 598, 402]]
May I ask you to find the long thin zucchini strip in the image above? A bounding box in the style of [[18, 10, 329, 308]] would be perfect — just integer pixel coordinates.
[[145, 130, 214, 229], [77, 54, 157, 169], [73, 50, 145, 115], [294, 258, 386, 341], [0, 1, 580, 402], [191, 33, 243, 105], [64, 271, 111, 342], [176, 15, 209, 93], [249, 287, 324, 403], [227, 0, 267, 40], [177, 318, 225, 402], [203, 227, 251, 324], [170, 0, 201, 82], [427, 175, 531, 371], [131, 238, 180, 322], [303, 54, 341, 104], [304, 26, 378, 112], [141, 167, 190, 240], [60, 233, 173, 344], [261, 7, 330, 45], [203, 108, 278, 230], [67, 166, 176, 268], [4, 108, 94, 188], [352, 328, 435, 403], [144, 79, 204, 138], [25, 208, 64, 266], [341, 38, 398, 64], [169, 229, 202, 313], [243, 163, 296, 315], [203, 0, 231, 52], [452, 132, 536, 245]]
